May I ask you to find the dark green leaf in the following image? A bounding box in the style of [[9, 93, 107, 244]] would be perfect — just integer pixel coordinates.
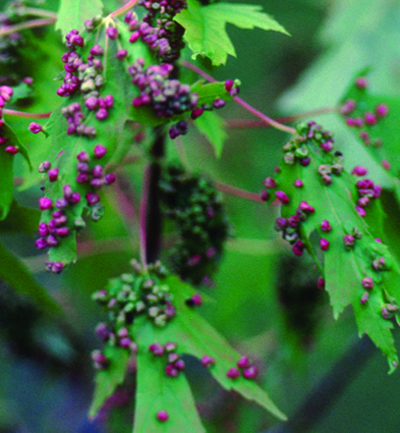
[[89, 345, 130, 419], [136, 276, 287, 421], [266, 124, 400, 371], [0, 201, 40, 235], [10, 82, 33, 102], [0, 147, 13, 221], [0, 240, 61, 315], [175, 0, 289, 66]]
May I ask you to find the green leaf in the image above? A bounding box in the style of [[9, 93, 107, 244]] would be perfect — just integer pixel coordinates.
[[0, 240, 61, 315], [89, 345, 130, 419], [136, 276, 287, 421], [3, 122, 32, 169], [56, 0, 104, 37], [194, 110, 227, 158], [266, 123, 400, 371], [0, 147, 13, 221], [338, 72, 400, 193], [40, 23, 151, 268], [10, 82, 33, 102], [0, 201, 40, 235], [134, 332, 206, 433], [191, 80, 233, 106], [175, 0, 289, 66]]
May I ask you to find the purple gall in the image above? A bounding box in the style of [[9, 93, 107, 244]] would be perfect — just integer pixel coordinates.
[[165, 342, 177, 352], [300, 157, 310, 167], [213, 98, 226, 109], [90, 44, 104, 56], [5, 146, 19, 155], [321, 220, 332, 232], [129, 31, 140, 43], [343, 234, 355, 248], [48, 168, 59, 182], [243, 365, 258, 379], [77, 151, 90, 162], [320, 238, 329, 251], [96, 108, 108, 120], [157, 410, 169, 422], [165, 364, 179, 377], [226, 367, 241, 379], [175, 359, 185, 371], [201, 355, 216, 368], [294, 179, 303, 188], [382, 160, 391, 171], [355, 77, 368, 89], [263, 177, 276, 189], [260, 190, 269, 201], [356, 206, 366, 218], [94, 144, 107, 159], [375, 103, 389, 117], [91, 349, 108, 365], [351, 166, 368, 176], [105, 173, 116, 185], [38, 222, 49, 237], [106, 27, 119, 39], [340, 99, 356, 115], [292, 240, 304, 257], [360, 292, 369, 305], [95, 323, 110, 341], [225, 79, 234, 92], [362, 277, 374, 290], [317, 277, 325, 290], [191, 107, 204, 119], [29, 122, 43, 134], [364, 112, 377, 125], [274, 217, 287, 231], [36, 238, 47, 250], [299, 201, 315, 213], [116, 49, 128, 60], [39, 161, 51, 173], [149, 343, 164, 356], [39, 197, 53, 210], [275, 190, 289, 204], [237, 356, 250, 369]]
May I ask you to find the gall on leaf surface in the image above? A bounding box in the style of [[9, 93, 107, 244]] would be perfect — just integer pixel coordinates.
[[89, 344, 130, 419], [38, 20, 155, 268], [337, 72, 400, 204], [56, 0, 104, 37], [264, 122, 400, 372], [133, 276, 287, 423], [175, 0, 290, 66]]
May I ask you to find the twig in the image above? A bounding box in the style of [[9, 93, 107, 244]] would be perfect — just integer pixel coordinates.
[[3, 109, 52, 119], [23, 7, 58, 20], [0, 18, 55, 37], [140, 165, 151, 269], [215, 180, 264, 203], [108, 0, 139, 18], [181, 60, 296, 135], [226, 107, 338, 129]]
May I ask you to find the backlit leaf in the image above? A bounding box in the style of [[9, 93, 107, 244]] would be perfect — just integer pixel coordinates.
[[175, 0, 289, 66]]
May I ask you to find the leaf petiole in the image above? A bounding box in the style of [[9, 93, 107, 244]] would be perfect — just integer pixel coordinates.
[[108, 0, 140, 18]]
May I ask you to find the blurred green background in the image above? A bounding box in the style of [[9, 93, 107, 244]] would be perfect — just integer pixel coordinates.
[[2, 0, 400, 432]]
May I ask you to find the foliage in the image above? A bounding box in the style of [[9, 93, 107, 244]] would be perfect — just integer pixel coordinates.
[[1, 0, 400, 432]]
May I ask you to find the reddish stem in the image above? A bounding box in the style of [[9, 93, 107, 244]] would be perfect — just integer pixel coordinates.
[[140, 165, 151, 269], [181, 60, 296, 135], [215, 180, 264, 203], [3, 109, 52, 119], [108, 0, 139, 18]]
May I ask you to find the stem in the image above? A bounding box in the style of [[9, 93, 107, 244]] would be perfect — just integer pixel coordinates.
[[23, 7, 58, 20], [227, 107, 338, 129], [3, 109, 52, 119], [140, 165, 151, 270], [215, 180, 265, 203], [108, 0, 139, 18], [0, 18, 55, 37], [181, 60, 296, 135]]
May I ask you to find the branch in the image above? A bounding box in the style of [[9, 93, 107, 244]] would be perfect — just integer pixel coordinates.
[[0, 18, 55, 37], [181, 60, 296, 135], [108, 0, 139, 18], [23, 7, 58, 20], [227, 107, 338, 129], [3, 109, 52, 119], [215, 180, 265, 203]]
